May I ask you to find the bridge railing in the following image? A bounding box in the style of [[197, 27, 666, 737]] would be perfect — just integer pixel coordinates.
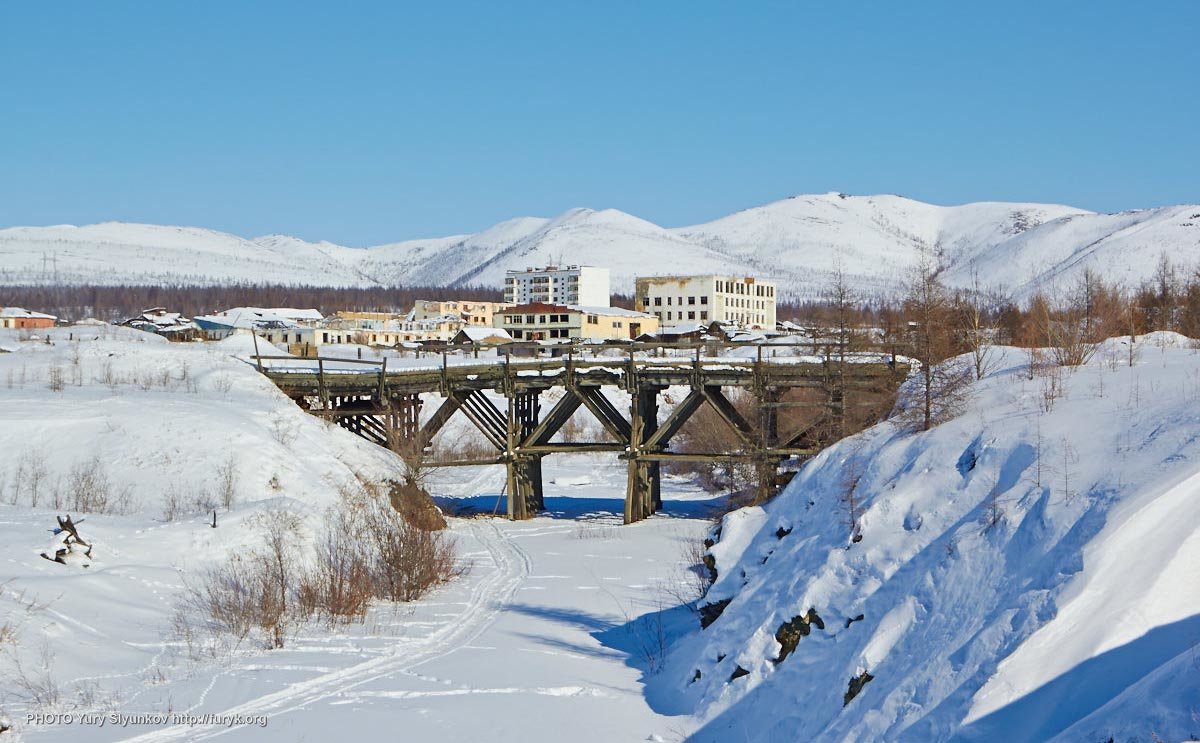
[[251, 338, 906, 377]]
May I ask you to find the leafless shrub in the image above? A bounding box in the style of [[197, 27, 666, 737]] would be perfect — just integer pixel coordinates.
[[572, 522, 619, 540], [211, 374, 234, 396], [67, 456, 131, 514], [1038, 363, 1065, 413], [99, 358, 117, 389], [47, 364, 65, 392], [348, 482, 462, 602], [161, 483, 216, 522], [176, 481, 462, 653], [216, 455, 238, 509], [1, 642, 61, 709], [297, 511, 375, 623], [269, 413, 297, 446], [9, 450, 50, 507]]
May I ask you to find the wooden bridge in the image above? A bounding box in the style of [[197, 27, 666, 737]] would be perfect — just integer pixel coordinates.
[[255, 342, 909, 523]]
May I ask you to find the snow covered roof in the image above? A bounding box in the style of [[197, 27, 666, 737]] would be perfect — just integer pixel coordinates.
[[658, 322, 708, 336], [195, 308, 303, 330], [229, 307, 323, 322], [568, 305, 655, 318], [457, 327, 513, 342], [0, 307, 56, 320]]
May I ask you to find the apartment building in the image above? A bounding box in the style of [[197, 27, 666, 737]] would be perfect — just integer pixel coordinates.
[[503, 265, 610, 307], [634, 274, 776, 328]]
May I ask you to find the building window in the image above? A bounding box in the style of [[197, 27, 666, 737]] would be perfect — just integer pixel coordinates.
[[700, 311, 708, 320], [642, 297, 650, 307], [667, 311, 672, 320], [688, 296, 695, 305], [587, 314, 598, 324], [654, 297, 662, 306], [688, 311, 695, 320], [666, 296, 672, 305], [526, 315, 535, 324], [700, 296, 708, 304], [539, 315, 547, 323]]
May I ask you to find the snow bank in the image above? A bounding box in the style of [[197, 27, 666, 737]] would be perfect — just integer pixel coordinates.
[[0, 325, 402, 515], [661, 334, 1200, 741]]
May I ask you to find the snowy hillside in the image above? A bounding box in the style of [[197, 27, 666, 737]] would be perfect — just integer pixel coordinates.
[[0, 223, 369, 287], [659, 334, 1200, 742], [2, 194, 1199, 299]]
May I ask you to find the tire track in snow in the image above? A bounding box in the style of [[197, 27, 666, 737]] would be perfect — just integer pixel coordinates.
[[118, 519, 530, 742]]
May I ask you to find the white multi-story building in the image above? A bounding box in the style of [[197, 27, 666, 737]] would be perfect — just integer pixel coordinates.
[[503, 265, 609, 307], [634, 274, 777, 329]]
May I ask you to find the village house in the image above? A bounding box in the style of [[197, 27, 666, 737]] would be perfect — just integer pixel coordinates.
[[634, 274, 777, 329], [450, 327, 513, 346], [120, 308, 197, 341], [493, 303, 658, 341], [193, 307, 343, 355], [254, 325, 356, 356], [0, 307, 57, 329]]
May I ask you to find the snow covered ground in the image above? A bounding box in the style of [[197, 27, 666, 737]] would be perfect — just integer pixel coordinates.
[[0, 325, 722, 742], [7, 324, 1200, 742], [661, 333, 1200, 742]]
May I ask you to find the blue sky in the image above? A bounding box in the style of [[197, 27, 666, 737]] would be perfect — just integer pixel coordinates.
[[1, 1, 1196, 245]]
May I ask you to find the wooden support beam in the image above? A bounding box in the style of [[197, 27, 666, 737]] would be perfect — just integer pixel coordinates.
[[523, 389, 583, 446], [419, 391, 468, 444], [701, 385, 756, 445], [643, 388, 704, 450], [575, 385, 632, 444], [522, 442, 627, 454]]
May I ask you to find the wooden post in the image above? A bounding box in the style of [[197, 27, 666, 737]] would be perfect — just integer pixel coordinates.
[[252, 331, 263, 373], [317, 358, 329, 416], [377, 356, 387, 403]]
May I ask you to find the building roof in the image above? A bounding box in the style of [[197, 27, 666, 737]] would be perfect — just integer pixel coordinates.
[[0, 307, 57, 320], [455, 327, 513, 343], [635, 273, 777, 284], [194, 307, 313, 330], [569, 305, 655, 319], [657, 322, 708, 336], [497, 302, 574, 315]]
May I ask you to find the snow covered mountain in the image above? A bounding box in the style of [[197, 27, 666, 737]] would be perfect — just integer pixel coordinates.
[[2, 194, 1198, 300]]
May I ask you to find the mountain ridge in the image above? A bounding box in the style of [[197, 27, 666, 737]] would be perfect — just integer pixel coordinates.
[[2, 193, 1197, 300]]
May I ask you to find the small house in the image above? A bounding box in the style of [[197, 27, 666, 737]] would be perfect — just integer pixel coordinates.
[[0, 307, 57, 330]]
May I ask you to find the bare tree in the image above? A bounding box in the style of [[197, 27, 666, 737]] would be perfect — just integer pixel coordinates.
[[897, 254, 972, 431], [957, 270, 998, 381]]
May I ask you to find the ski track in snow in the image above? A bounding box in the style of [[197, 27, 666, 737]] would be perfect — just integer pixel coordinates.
[[118, 520, 531, 742]]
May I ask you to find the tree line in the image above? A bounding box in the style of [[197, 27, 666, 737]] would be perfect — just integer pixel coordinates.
[[0, 284, 503, 323]]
